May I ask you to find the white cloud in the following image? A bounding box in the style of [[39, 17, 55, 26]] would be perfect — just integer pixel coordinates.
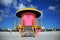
[[1, 0, 36, 9], [13, 0, 18, 9], [0, 9, 11, 18], [15, 3, 37, 10], [12, 0, 36, 9], [12, 0, 26, 9], [0, 10, 4, 13], [0, 17, 2, 21], [18, 3, 26, 9], [47, 5, 60, 13], [2, 0, 13, 6], [0, 0, 38, 18], [15, 3, 26, 9], [0, 10, 5, 17], [48, 6, 55, 11], [27, 0, 31, 2], [28, 4, 37, 8]]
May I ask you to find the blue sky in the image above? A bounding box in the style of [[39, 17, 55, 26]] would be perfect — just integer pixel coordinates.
[[0, 0, 60, 29]]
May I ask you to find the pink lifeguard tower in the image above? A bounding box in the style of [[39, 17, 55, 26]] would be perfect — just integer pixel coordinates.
[[16, 8, 41, 37]]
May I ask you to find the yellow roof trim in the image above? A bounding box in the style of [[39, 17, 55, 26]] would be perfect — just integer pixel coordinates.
[[16, 8, 40, 13]]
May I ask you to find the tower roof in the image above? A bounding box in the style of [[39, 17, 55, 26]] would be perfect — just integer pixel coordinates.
[[16, 8, 41, 18]]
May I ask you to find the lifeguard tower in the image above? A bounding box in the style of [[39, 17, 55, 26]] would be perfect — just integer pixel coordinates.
[[16, 8, 41, 37]]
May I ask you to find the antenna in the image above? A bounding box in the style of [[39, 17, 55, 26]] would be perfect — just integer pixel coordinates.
[[40, 17, 42, 29], [14, 20, 16, 30]]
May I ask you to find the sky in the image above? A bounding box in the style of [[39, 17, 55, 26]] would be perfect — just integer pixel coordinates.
[[0, 0, 60, 30]]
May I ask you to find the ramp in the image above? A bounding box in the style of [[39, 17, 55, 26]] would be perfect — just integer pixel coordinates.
[[21, 26, 35, 37]]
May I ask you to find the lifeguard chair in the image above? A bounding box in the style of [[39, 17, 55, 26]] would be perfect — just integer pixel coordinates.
[[16, 8, 41, 37]]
